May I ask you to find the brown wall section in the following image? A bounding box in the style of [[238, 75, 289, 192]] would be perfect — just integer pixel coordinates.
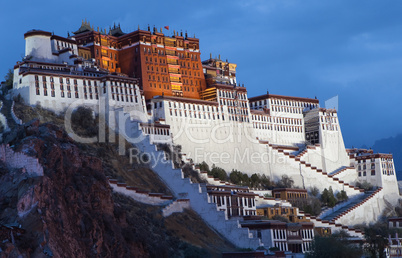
[[74, 27, 207, 100]]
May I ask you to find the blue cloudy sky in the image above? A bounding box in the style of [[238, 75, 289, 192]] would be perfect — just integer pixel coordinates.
[[1, 0, 402, 148]]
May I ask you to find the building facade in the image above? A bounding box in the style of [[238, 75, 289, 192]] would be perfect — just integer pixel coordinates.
[[240, 220, 315, 253], [206, 185, 258, 219], [11, 22, 400, 231], [72, 21, 206, 100], [271, 188, 308, 207], [256, 204, 308, 223]]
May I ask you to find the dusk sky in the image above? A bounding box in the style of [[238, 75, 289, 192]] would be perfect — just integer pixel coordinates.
[[1, 0, 402, 148]]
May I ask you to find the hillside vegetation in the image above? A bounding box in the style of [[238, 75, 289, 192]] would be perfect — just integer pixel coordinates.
[[0, 99, 236, 257]]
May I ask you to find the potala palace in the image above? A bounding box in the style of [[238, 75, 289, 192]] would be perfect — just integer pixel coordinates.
[[9, 21, 400, 254]]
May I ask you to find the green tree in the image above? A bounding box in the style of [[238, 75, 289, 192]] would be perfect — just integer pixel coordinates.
[[321, 188, 330, 205], [356, 181, 374, 192], [250, 173, 260, 188], [3, 69, 13, 93], [71, 106, 97, 137], [307, 232, 362, 258], [310, 186, 319, 197], [210, 165, 227, 181], [336, 190, 348, 202], [229, 169, 242, 185], [198, 161, 210, 173], [321, 187, 337, 207], [303, 197, 322, 216], [327, 187, 337, 207], [363, 222, 390, 258], [276, 175, 294, 188], [260, 174, 273, 189], [228, 171, 273, 189]]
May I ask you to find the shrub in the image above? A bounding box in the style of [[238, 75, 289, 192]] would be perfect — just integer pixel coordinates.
[[321, 187, 337, 207], [210, 165, 227, 181], [229, 169, 243, 185], [197, 161, 210, 173], [302, 197, 322, 216], [355, 181, 374, 192], [181, 164, 207, 184], [71, 106, 98, 137], [310, 186, 319, 197], [307, 233, 362, 258], [336, 190, 348, 202], [157, 144, 182, 168], [276, 175, 294, 188]]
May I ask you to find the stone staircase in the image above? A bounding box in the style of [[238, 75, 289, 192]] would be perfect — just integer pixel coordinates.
[[302, 213, 364, 238], [330, 166, 355, 177], [107, 177, 173, 206], [321, 188, 383, 224], [0, 99, 19, 129], [114, 114, 368, 246], [267, 142, 388, 227], [320, 191, 374, 221], [294, 144, 320, 159], [118, 118, 261, 248], [261, 140, 364, 198]]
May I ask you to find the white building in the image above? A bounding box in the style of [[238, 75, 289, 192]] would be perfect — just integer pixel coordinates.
[[240, 220, 315, 253], [11, 28, 400, 230], [13, 30, 145, 114]]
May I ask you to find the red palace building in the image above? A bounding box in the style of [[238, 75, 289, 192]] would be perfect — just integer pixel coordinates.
[[72, 21, 207, 100]]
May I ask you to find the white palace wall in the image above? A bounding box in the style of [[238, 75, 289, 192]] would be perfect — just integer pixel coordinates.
[[13, 66, 144, 115], [25, 35, 55, 63], [145, 98, 370, 199]]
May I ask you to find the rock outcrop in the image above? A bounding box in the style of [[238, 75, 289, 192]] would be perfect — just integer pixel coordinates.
[[0, 120, 221, 257]]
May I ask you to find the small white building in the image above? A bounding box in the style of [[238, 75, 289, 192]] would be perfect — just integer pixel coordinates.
[[206, 184, 258, 219], [241, 220, 314, 254]]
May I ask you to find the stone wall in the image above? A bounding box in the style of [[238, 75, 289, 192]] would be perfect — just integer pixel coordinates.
[[108, 178, 173, 206], [162, 199, 190, 217], [11, 101, 22, 125], [334, 188, 384, 225]]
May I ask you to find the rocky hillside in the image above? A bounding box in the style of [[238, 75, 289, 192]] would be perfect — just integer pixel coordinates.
[[0, 118, 234, 257]]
